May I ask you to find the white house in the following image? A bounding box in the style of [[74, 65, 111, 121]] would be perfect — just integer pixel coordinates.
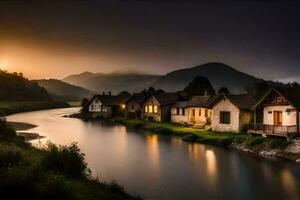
[[170, 101, 189, 125], [211, 94, 257, 133], [88, 93, 129, 118], [248, 87, 300, 137]]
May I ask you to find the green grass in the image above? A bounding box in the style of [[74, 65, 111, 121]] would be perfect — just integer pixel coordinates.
[[67, 101, 82, 107], [112, 117, 296, 155], [0, 101, 70, 116], [111, 117, 246, 147], [0, 120, 140, 200]]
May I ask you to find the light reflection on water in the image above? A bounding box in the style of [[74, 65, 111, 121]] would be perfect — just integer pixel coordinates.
[[7, 108, 300, 200]]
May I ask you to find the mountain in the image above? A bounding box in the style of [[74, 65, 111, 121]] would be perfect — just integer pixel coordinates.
[[62, 71, 95, 86], [63, 72, 162, 94], [0, 70, 50, 101], [35, 79, 94, 101], [151, 62, 264, 94]]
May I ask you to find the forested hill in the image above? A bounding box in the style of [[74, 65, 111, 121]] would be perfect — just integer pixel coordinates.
[[35, 79, 94, 101], [0, 70, 51, 101]]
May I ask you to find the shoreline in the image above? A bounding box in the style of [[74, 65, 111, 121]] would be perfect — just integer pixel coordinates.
[[109, 116, 300, 164]]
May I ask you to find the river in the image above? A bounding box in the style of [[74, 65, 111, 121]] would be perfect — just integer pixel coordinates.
[[7, 107, 300, 200]]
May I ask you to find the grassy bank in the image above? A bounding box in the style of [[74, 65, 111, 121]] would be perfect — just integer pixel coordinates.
[[0, 120, 141, 200], [0, 101, 70, 116], [111, 117, 300, 162]]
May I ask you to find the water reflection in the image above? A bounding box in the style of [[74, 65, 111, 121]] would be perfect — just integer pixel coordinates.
[[6, 108, 300, 200], [281, 169, 299, 200], [146, 135, 160, 180]]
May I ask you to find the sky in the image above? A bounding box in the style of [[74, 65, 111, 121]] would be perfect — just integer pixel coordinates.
[[0, 0, 299, 81]]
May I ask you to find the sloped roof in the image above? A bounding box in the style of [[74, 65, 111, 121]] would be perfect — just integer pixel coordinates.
[[126, 92, 147, 104], [153, 92, 180, 105], [172, 101, 189, 108], [187, 95, 220, 108], [253, 87, 300, 110], [89, 94, 129, 106], [274, 87, 300, 109], [225, 94, 258, 110]]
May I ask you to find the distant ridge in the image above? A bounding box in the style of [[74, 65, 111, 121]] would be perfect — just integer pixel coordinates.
[[62, 62, 264, 94], [35, 79, 94, 101], [63, 72, 162, 94], [151, 62, 264, 93]]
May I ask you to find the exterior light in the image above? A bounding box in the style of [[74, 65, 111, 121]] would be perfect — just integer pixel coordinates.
[[121, 104, 126, 109]]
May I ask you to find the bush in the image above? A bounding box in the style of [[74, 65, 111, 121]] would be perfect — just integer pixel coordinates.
[[0, 145, 27, 168], [0, 119, 17, 140], [41, 142, 90, 178], [245, 135, 264, 146]]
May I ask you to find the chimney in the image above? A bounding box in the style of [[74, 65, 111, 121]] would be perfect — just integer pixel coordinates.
[[108, 91, 112, 96]]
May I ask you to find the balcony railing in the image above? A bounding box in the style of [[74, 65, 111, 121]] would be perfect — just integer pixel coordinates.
[[247, 123, 298, 137]]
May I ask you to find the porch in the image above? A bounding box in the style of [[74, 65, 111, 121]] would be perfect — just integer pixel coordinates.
[[247, 123, 298, 137]]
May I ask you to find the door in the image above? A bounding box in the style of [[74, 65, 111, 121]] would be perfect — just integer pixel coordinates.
[[190, 109, 196, 124], [273, 111, 282, 125]]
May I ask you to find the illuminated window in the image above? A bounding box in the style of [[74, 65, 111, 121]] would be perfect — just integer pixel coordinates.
[[149, 105, 153, 113], [153, 105, 158, 113], [145, 106, 148, 113]]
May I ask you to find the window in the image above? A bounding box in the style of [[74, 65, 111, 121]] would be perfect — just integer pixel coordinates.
[[131, 105, 135, 111], [153, 105, 158, 113], [220, 111, 230, 124], [182, 108, 185, 116], [177, 108, 179, 115], [95, 99, 99, 103], [192, 109, 195, 116], [145, 106, 148, 113], [149, 105, 153, 113], [205, 109, 208, 117], [91, 105, 94, 110], [199, 109, 201, 116]]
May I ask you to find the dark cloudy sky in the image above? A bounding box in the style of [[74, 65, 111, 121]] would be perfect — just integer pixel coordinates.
[[0, 0, 299, 81]]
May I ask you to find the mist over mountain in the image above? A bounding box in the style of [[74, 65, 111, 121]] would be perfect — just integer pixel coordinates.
[[63, 63, 264, 94], [152, 62, 264, 94], [35, 79, 94, 101], [63, 73, 162, 94]]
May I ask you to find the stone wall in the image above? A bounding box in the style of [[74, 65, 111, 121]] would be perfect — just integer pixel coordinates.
[[211, 97, 240, 132]]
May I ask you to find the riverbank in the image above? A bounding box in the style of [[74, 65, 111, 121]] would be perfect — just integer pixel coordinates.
[[110, 116, 300, 163], [0, 101, 70, 116], [0, 119, 141, 200]]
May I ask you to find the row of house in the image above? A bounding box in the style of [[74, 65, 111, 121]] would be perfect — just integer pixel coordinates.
[[88, 87, 300, 138]]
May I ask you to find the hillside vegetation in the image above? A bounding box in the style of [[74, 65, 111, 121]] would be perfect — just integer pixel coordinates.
[[0, 70, 50, 101], [35, 79, 94, 101]]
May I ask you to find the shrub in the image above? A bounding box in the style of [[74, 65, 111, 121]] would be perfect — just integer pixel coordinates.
[[41, 142, 90, 178], [245, 135, 264, 146], [0, 145, 27, 168], [0, 119, 17, 140]]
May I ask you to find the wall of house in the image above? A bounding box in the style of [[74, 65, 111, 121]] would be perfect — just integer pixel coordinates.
[[89, 98, 103, 112], [90, 107, 112, 118], [211, 97, 240, 132], [171, 107, 188, 124], [263, 105, 297, 126], [126, 99, 141, 113], [239, 110, 252, 131], [187, 107, 211, 125], [142, 96, 161, 121]]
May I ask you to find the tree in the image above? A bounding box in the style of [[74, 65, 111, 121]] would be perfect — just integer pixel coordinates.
[[218, 87, 230, 95], [81, 98, 90, 113], [183, 76, 215, 98]]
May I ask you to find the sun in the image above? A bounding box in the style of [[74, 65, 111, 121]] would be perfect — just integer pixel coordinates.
[[0, 59, 10, 70]]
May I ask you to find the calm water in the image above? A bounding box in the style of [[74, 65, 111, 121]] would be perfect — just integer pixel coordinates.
[[7, 108, 300, 200]]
